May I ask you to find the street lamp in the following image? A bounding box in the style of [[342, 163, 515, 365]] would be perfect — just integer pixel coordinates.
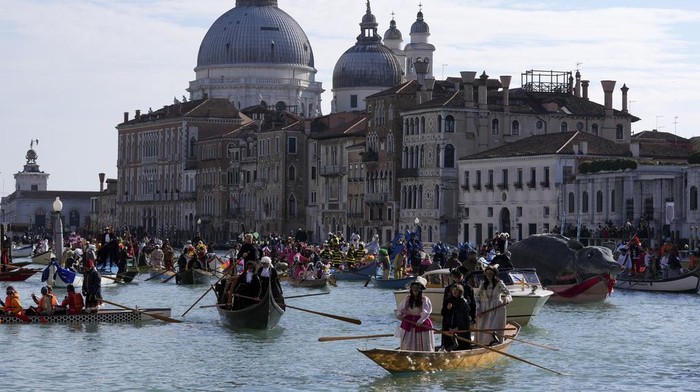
[[52, 196, 64, 261]]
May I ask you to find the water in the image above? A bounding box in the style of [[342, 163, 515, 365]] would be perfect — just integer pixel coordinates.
[[4, 260, 700, 392]]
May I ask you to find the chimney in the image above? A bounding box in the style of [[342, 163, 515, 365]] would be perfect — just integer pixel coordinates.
[[424, 78, 436, 101], [304, 118, 312, 135], [621, 84, 629, 113], [99, 173, 105, 192], [581, 141, 588, 155], [573, 144, 580, 155], [123, 112, 129, 123], [500, 75, 511, 112], [630, 142, 640, 157], [581, 80, 590, 100], [135, 109, 141, 120], [601, 80, 616, 116], [460, 71, 476, 107], [574, 70, 581, 97], [478, 71, 489, 107]]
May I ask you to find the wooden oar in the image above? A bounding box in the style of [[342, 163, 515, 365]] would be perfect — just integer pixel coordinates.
[[285, 292, 330, 300], [477, 301, 509, 318], [319, 333, 394, 342], [181, 272, 228, 317], [500, 334, 560, 351], [144, 269, 169, 281], [161, 271, 179, 283], [101, 299, 182, 323], [403, 319, 568, 376]]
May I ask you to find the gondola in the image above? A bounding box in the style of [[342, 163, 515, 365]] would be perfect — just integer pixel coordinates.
[[359, 322, 520, 373], [216, 282, 285, 330], [176, 268, 213, 285], [331, 261, 379, 281], [614, 269, 700, 293], [0, 308, 172, 325], [0, 268, 41, 282]]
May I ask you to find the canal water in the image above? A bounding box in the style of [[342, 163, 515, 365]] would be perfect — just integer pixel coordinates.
[[4, 259, 700, 391]]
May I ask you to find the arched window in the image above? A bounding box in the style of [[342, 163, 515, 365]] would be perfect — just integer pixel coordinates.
[[491, 119, 499, 135], [511, 120, 520, 135], [287, 194, 297, 217], [691, 186, 698, 211], [596, 191, 603, 212], [443, 144, 455, 168], [560, 122, 568, 132], [582, 192, 589, 213], [568, 192, 575, 213], [288, 165, 296, 181], [616, 124, 624, 139], [434, 185, 440, 209], [591, 124, 599, 135], [404, 119, 409, 136], [610, 190, 616, 212], [437, 115, 442, 132], [420, 117, 426, 133], [445, 115, 455, 132]]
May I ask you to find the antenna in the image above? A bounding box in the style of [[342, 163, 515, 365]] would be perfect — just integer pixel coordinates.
[[674, 116, 679, 135], [441, 64, 448, 79], [575, 62, 583, 72], [655, 115, 664, 131]]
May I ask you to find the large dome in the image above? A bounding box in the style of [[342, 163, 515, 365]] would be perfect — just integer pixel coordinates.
[[333, 45, 403, 89], [197, 0, 314, 68]]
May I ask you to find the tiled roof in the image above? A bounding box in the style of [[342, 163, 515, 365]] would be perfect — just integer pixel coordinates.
[[120, 98, 242, 125], [312, 117, 367, 140]]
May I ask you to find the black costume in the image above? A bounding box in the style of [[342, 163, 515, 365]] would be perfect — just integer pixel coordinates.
[[232, 272, 262, 310]]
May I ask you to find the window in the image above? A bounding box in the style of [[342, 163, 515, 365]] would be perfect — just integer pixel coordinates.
[[288, 194, 297, 217], [463, 171, 470, 189], [444, 115, 455, 132], [596, 191, 603, 212], [487, 207, 493, 217], [576, 122, 584, 131], [591, 123, 599, 135], [491, 119, 499, 135], [288, 137, 297, 154], [611, 190, 616, 212], [543, 206, 550, 217], [288, 165, 296, 181], [616, 124, 624, 139], [516, 206, 522, 217], [560, 122, 568, 132], [350, 95, 358, 108], [443, 144, 455, 168], [582, 192, 589, 213], [476, 170, 482, 188], [691, 186, 698, 211], [437, 115, 442, 132], [311, 166, 317, 180], [568, 192, 575, 213], [511, 120, 520, 135]]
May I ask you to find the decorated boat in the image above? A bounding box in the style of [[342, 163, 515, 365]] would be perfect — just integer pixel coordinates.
[[42, 261, 116, 288], [11, 243, 34, 258], [545, 274, 614, 303], [176, 268, 213, 285], [0, 308, 172, 325], [331, 261, 379, 281], [371, 276, 414, 290], [393, 268, 553, 326], [0, 268, 41, 282], [614, 270, 700, 293], [359, 322, 520, 373], [216, 282, 285, 330], [288, 276, 329, 288], [31, 250, 54, 265]]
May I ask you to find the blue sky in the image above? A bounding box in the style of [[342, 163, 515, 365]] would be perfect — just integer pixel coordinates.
[[1, 0, 699, 195]]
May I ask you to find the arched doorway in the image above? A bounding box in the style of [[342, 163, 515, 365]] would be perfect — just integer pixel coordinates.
[[499, 208, 511, 235]]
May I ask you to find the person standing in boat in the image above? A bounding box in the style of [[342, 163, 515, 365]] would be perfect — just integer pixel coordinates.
[[475, 265, 511, 345], [443, 284, 475, 351], [257, 256, 283, 300], [232, 261, 262, 310], [395, 277, 435, 351], [239, 233, 259, 266], [162, 241, 175, 271], [440, 268, 476, 350], [82, 260, 102, 313], [378, 248, 391, 280]]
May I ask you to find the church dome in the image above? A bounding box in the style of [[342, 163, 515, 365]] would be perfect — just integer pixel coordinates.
[[410, 11, 430, 34], [196, 0, 314, 68], [383, 19, 402, 41]]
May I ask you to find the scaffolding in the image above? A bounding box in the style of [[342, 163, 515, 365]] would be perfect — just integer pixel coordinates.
[[521, 70, 573, 93]]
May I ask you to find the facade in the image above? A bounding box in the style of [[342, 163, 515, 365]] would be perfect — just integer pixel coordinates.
[[188, 0, 323, 117]]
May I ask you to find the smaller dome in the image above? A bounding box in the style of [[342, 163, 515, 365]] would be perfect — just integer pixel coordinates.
[[384, 19, 402, 41], [362, 13, 377, 24], [410, 11, 429, 34]]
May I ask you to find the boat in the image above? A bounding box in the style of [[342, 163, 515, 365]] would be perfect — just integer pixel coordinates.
[[393, 268, 553, 326], [371, 276, 415, 290], [545, 274, 614, 303], [11, 243, 34, 258], [0, 268, 41, 282], [42, 262, 116, 288], [289, 276, 329, 288], [331, 261, 379, 281], [358, 322, 520, 373], [31, 250, 55, 265], [0, 308, 172, 325], [176, 268, 213, 285], [146, 268, 176, 282], [103, 270, 139, 284], [216, 282, 285, 330], [614, 270, 700, 293]]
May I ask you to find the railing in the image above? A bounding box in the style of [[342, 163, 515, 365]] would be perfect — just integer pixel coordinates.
[[365, 193, 388, 203], [319, 165, 348, 176], [397, 168, 419, 177], [513, 182, 523, 189]]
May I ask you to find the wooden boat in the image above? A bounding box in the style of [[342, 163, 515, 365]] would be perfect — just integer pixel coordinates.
[[614, 269, 700, 293], [146, 268, 176, 282], [331, 261, 379, 281], [546, 274, 614, 303], [176, 268, 213, 285], [31, 250, 54, 265], [104, 270, 139, 284], [359, 322, 520, 373], [216, 282, 285, 330], [289, 276, 328, 288], [0, 268, 41, 282], [0, 308, 172, 325], [371, 276, 415, 289], [11, 243, 34, 258], [394, 268, 553, 326]]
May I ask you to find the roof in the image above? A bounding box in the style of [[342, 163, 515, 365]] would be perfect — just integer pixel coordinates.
[[119, 98, 243, 126]]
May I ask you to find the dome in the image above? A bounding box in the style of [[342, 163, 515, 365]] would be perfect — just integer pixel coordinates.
[[197, 0, 314, 68], [25, 149, 38, 164], [333, 44, 403, 89], [410, 11, 430, 34], [383, 19, 402, 41]]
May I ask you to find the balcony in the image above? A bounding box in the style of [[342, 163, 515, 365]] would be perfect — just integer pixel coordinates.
[[472, 184, 482, 191], [484, 183, 494, 191], [497, 183, 508, 190], [460, 184, 470, 191], [362, 150, 378, 163], [513, 181, 523, 189], [540, 181, 550, 189], [526, 181, 536, 189], [365, 193, 388, 203], [320, 165, 348, 176], [398, 168, 419, 178]]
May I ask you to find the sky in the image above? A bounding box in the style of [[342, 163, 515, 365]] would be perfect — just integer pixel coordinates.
[[1, 0, 699, 197]]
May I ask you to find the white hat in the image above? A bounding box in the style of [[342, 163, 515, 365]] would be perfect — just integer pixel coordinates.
[[260, 256, 272, 265], [411, 276, 428, 290]]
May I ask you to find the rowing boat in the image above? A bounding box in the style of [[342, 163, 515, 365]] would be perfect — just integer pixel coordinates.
[[546, 274, 614, 303], [31, 250, 54, 265], [358, 322, 520, 373], [288, 276, 329, 288], [614, 269, 700, 293], [216, 282, 285, 330], [331, 261, 379, 281], [0, 268, 41, 282], [371, 276, 414, 289], [176, 268, 213, 285], [0, 308, 172, 325], [11, 243, 34, 258]]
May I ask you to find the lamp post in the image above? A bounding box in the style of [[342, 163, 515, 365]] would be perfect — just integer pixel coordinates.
[[52, 197, 64, 261]]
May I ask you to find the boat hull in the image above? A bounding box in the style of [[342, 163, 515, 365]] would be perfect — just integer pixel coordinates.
[[331, 261, 379, 281], [546, 274, 612, 303], [0, 308, 172, 325], [289, 277, 328, 288], [31, 251, 54, 265], [614, 271, 700, 293], [359, 323, 519, 373], [0, 268, 40, 282], [11, 244, 34, 258], [176, 268, 213, 285], [216, 284, 285, 330], [372, 276, 414, 290]]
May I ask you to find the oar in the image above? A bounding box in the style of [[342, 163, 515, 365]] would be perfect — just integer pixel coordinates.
[[144, 269, 169, 281], [233, 294, 362, 325], [363, 274, 374, 287], [403, 319, 568, 376], [181, 272, 228, 317], [161, 272, 178, 284], [319, 334, 394, 342], [499, 334, 560, 351], [477, 301, 509, 318], [285, 292, 330, 300], [100, 299, 182, 323]]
